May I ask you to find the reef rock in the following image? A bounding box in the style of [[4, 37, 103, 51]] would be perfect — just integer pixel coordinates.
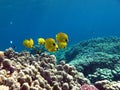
[[95, 80, 120, 90], [0, 51, 4, 57], [0, 48, 91, 90], [56, 37, 120, 82]]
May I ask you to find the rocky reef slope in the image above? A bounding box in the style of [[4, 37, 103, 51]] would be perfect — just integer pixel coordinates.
[[56, 37, 120, 83], [0, 48, 96, 90], [0, 37, 120, 90]]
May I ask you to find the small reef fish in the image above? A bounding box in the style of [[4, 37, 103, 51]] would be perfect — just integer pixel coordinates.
[[56, 32, 69, 43], [56, 32, 69, 49], [23, 38, 34, 48], [45, 38, 58, 52], [22, 32, 69, 52], [10, 40, 13, 44], [58, 42, 67, 49], [9, 40, 16, 49], [38, 38, 45, 45]]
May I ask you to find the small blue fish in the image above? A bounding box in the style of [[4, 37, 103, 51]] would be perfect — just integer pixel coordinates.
[[10, 40, 16, 49]]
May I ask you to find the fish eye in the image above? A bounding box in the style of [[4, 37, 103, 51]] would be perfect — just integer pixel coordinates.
[[65, 39, 68, 42], [56, 47, 58, 50], [63, 46, 66, 49], [53, 43, 56, 46]]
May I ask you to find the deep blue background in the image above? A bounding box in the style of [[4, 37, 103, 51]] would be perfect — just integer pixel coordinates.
[[0, 0, 120, 51]]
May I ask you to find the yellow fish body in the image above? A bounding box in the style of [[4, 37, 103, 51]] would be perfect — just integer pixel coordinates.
[[47, 46, 58, 52], [23, 38, 34, 48], [45, 38, 58, 52], [47, 43, 58, 52], [29, 38, 34, 48], [58, 42, 67, 49], [23, 39, 29, 47], [38, 38, 45, 45], [56, 32, 69, 43]]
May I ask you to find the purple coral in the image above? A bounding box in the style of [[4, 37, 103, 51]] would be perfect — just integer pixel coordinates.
[[80, 83, 98, 90]]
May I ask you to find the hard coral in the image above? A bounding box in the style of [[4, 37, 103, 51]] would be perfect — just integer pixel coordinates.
[[80, 83, 98, 90], [95, 80, 120, 90], [0, 85, 9, 90], [0, 48, 90, 90], [0, 51, 4, 58]]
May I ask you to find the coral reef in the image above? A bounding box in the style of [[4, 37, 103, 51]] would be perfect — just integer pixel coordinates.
[[0, 48, 92, 90], [95, 80, 120, 90], [1, 37, 120, 90], [0, 51, 4, 57], [55, 37, 120, 82], [80, 83, 98, 90]]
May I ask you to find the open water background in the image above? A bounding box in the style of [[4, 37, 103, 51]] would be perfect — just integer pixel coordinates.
[[0, 0, 120, 51]]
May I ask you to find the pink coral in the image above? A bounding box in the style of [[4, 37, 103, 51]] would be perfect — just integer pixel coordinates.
[[80, 83, 98, 90]]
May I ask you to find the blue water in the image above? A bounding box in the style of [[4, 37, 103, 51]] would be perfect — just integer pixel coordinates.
[[0, 0, 120, 51]]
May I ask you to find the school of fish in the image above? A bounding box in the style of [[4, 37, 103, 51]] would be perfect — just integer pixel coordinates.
[[22, 32, 69, 52]]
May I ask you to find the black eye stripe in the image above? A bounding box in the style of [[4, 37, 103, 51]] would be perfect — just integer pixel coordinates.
[[53, 43, 56, 46], [65, 39, 68, 42]]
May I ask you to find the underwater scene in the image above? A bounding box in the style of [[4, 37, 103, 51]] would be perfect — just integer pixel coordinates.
[[0, 0, 120, 90]]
